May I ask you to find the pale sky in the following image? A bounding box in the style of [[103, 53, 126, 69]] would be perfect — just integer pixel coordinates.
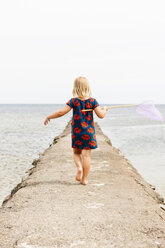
[[0, 0, 165, 104]]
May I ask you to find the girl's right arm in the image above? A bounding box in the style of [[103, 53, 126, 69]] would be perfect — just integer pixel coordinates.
[[44, 105, 71, 125], [94, 106, 108, 119]]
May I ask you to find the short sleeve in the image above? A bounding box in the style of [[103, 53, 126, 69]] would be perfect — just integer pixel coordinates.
[[93, 98, 99, 109], [66, 98, 74, 108]]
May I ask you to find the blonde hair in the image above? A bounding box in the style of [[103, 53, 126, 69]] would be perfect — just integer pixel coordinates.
[[72, 76, 92, 98]]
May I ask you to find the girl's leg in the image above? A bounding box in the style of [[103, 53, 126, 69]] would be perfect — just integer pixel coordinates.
[[81, 149, 91, 185], [73, 148, 82, 181]]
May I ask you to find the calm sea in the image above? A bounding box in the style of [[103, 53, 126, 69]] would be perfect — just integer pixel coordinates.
[[0, 104, 165, 206]]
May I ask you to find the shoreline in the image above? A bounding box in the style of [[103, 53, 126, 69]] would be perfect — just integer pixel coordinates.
[[0, 120, 165, 247]]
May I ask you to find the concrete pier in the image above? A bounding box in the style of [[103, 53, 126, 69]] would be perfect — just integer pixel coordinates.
[[0, 121, 165, 248]]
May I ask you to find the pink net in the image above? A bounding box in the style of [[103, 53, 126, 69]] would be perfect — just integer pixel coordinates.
[[135, 100, 163, 121]]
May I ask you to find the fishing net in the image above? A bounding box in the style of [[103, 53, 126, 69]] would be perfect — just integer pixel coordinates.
[[135, 100, 163, 121]]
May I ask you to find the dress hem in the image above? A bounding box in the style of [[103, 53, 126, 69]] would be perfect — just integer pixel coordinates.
[[72, 146, 98, 150]]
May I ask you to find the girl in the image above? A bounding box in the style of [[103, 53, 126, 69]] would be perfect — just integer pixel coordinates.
[[44, 76, 107, 185]]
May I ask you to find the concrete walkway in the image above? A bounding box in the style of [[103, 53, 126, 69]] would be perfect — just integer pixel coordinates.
[[0, 121, 165, 248]]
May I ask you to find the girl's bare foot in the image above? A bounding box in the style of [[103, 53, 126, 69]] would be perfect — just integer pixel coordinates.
[[81, 179, 88, 185], [75, 167, 82, 181]]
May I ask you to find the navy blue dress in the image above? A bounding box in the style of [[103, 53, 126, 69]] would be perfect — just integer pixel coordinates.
[[66, 97, 99, 149]]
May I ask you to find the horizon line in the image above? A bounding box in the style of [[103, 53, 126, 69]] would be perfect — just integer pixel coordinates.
[[0, 102, 165, 105]]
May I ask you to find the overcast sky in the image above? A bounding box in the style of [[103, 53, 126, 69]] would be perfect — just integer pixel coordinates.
[[0, 0, 165, 104]]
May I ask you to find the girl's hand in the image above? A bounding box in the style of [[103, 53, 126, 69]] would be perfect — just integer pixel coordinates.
[[44, 117, 50, 126], [102, 106, 108, 111]]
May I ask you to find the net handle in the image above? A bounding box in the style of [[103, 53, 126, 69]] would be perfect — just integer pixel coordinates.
[[81, 104, 137, 112]]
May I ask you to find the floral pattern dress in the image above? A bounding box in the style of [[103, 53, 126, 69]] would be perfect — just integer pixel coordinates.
[[66, 97, 99, 149]]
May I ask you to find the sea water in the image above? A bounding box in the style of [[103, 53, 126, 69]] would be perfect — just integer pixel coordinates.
[[0, 104, 165, 206]]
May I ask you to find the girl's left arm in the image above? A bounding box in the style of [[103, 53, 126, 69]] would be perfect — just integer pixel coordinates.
[[44, 105, 71, 125]]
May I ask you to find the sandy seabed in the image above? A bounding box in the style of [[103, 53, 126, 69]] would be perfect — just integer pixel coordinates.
[[0, 120, 165, 248]]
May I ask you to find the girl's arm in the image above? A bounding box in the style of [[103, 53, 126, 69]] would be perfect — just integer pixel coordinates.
[[94, 106, 108, 119], [44, 105, 71, 125]]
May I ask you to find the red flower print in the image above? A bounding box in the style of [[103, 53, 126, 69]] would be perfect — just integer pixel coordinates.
[[87, 127, 94, 134], [72, 119, 75, 126], [86, 115, 92, 121], [74, 127, 81, 133], [81, 121, 88, 128], [85, 102, 92, 108], [74, 114, 81, 120], [91, 121, 94, 126], [89, 98, 94, 102], [75, 140, 83, 146], [66, 100, 70, 105], [81, 134, 90, 140], [80, 109, 87, 115], [93, 134, 96, 140], [72, 134, 75, 139], [74, 100, 80, 106], [84, 147, 91, 150], [89, 140, 97, 146], [73, 145, 76, 148]]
